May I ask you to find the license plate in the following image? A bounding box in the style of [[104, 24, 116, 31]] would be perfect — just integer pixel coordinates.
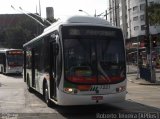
[[92, 96, 103, 100]]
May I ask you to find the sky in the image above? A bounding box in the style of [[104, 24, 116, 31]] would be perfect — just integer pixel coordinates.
[[0, 0, 109, 19]]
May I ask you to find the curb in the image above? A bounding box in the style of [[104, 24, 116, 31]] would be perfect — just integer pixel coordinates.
[[128, 79, 160, 85], [138, 83, 160, 85]]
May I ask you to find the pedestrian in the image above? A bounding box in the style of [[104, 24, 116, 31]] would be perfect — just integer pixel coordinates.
[[152, 58, 156, 68]]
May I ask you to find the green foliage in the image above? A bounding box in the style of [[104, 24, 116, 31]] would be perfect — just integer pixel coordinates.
[[148, 3, 160, 25], [3, 18, 44, 49], [1, 14, 57, 49], [5, 26, 24, 48]]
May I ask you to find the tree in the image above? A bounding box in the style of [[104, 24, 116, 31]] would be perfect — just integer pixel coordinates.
[[0, 14, 57, 49], [4, 18, 44, 49], [5, 26, 24, 48], [148, 3, 160, 26]]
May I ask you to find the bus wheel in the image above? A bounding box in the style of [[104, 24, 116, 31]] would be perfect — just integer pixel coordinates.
[[44, 82, 52, 107], [0, 67, 3, 74]]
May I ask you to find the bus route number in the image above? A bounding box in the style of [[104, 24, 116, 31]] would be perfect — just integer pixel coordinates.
[[96, 85, 110, 89]]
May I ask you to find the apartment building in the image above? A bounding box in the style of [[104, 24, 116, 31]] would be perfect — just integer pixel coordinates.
[[109, 0, 160, 63], [109, 0, 160, 39], [127, 0, 160, 38]]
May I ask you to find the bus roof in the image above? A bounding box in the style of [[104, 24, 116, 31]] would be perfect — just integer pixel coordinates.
[[44, 16, 112, 32], [23, 16, 121, 47], [44, 16, 116, 32], [0, 48, 22, 53]]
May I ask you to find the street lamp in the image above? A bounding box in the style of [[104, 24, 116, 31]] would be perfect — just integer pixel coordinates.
[[79, 9, 108, 20], [78, 9, 91, 16]]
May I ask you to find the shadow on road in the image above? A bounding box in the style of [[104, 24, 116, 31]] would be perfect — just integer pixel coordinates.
[[5, 73, 23, 78], [52, 100, 160, 119], [15, 92, 160, 119], [24, 89, 160, 119]]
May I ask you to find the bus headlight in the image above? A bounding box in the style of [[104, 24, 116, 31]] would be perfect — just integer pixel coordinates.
[[64, 88, 74, 93]]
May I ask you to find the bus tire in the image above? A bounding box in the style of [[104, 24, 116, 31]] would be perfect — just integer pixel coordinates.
[[0, 67, 2, 74], [27, 75, 32, 92], [44, 82, 52, 107], [0, 67, 2, 73]]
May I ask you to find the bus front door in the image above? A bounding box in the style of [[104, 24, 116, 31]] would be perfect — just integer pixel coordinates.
[[31, 49, 36, 88], [49, 42, 57, 100]]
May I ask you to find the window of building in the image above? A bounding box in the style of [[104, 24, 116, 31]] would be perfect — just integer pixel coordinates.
[[140, 4, 145, 11], [133, 16, 138, 21], [133, 6, 138, 11], [134, 26, 139, 31], [140, 15, 145, 21], [141, 25, 146, 30]]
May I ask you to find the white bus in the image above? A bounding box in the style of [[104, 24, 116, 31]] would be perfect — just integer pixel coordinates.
[[23, 16, 127, 106], [0, 48, 23, 74]]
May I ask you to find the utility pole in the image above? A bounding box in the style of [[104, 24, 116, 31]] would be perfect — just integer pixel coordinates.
[[114, 0, 118, 26], [105, 10, 108, 20], [109, 0, 119, 26], [145, 0, 149, 45], [145, 0, 156, 83], [128, 0, 132, 38], [39, 0, 41, 16], [94, 9, 96, 17], [137, 36, 140, 79]]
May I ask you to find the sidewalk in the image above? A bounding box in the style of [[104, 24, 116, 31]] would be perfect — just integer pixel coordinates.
[[127, 73, 160, 85], [127, 64, 160, 85], [127, 64, 160, 74]]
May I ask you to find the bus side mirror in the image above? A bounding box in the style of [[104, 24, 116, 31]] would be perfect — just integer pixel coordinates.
[[53, 43, 59, 55]]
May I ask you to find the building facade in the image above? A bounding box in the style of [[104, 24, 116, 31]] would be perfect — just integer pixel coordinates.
[[127, 0, 160, 39], [109, 0, 160, 65], [109, 0, 160, 38]]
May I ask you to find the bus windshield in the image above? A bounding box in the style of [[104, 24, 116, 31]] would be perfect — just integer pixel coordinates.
[[7, 54, 23, 66], [62, 26, 126, 84]]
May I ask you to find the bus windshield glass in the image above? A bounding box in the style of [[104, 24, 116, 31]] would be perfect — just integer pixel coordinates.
[[62, 26, 126, 84], [7, 51, 23, 66]]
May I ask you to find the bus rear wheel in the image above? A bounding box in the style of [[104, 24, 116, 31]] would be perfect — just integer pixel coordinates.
[[44, 82, 52, 107], [0, 66, 3, 74]]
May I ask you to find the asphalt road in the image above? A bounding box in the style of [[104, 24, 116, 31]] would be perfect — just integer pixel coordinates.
[[0, 74, 160, 119]]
